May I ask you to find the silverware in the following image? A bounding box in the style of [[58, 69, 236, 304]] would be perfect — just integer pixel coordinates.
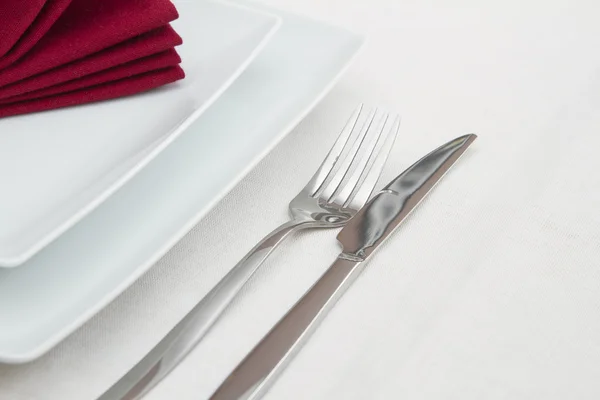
[[98, 105, 401, 400], [209, 133, 477, 400]]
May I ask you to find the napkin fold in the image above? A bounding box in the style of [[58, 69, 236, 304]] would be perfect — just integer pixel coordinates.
[[0, 0, 186, 118], [0, 0, 73, 69], [0, 50, 181, 105], [0, 25, 182, 101], [0, 0, 47, 57], [0, 0, 179, 87], [0, 66, 185, 118]]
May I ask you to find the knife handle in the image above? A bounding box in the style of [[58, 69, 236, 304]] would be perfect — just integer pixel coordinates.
[[210, 257, 364, 400]]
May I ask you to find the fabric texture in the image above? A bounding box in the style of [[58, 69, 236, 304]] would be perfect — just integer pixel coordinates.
[[0, 0, 72, 69], [0, 25, 182, 101], [0, 66, 184, 118], [0, 49, 181, 105], [0, 0, 47, 57], [0, 0, 179, 87]]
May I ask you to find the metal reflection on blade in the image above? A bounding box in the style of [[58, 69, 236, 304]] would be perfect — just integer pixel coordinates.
[[338, 134, 477, 260]]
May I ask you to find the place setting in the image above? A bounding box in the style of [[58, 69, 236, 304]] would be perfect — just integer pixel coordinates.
[[0, 0, 478, 397], [4, 0, 599, 399]]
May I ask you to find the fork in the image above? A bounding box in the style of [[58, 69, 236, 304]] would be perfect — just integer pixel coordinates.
[[98, 104, 401, 400]]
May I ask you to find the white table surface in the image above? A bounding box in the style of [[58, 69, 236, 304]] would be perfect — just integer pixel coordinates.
[[3, 0, 600, 399]]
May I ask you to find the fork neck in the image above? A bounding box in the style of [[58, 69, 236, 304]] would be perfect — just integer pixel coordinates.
[[250, 218, 315, 254]]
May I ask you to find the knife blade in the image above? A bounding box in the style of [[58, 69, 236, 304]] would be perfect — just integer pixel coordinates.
[[209, 133, 477, 400]]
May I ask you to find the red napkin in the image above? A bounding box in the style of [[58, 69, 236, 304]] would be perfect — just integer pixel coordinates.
[[0, 0, 179, 87], [0, 0, 71, 68], [0, 25, 182, 100], [0, 0, 73, 69], [0, 66, 185, 118], [0, 50, 181, 105], [0, 0, 46, 57]]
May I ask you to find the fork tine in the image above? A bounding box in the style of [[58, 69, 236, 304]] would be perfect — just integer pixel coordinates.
[[345, 115, 401, 210], [304, 104, 363, 196], [319, 107, 378, 200], [330, 112, 389, 205]]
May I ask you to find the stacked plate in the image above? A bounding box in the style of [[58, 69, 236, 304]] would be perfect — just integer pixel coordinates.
[[0, 0, 364, 363]]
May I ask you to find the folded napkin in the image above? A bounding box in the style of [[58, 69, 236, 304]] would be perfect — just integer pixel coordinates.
[[0, 0, 186, 118], [0, 50, 181, 105], [0, 66, 185, 118], [0, 0, 179, 87], [0, 0, 72, 69], [0, 25, 182, 101]]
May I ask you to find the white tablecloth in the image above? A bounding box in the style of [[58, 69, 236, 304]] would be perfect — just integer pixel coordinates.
[[3, 0, 600, 399]]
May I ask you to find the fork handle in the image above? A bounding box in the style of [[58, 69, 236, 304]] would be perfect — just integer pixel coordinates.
[[97, 219, 308, 400]]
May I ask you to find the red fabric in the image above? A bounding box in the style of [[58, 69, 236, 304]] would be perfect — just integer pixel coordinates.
[[0, 0, 47, 57], [0, 66, 185, 118], [0, 0, 73, 69], [0, 25, 182, 100], [0, 0, 179, 87], [0, 49, 181, 104]]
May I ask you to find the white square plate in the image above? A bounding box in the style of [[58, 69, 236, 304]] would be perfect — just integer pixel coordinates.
[[0, 0, 280, 267], [0, 0, 364, 363]]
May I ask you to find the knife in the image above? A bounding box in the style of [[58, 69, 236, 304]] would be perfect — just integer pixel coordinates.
[[209, 133, 477, 400]]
